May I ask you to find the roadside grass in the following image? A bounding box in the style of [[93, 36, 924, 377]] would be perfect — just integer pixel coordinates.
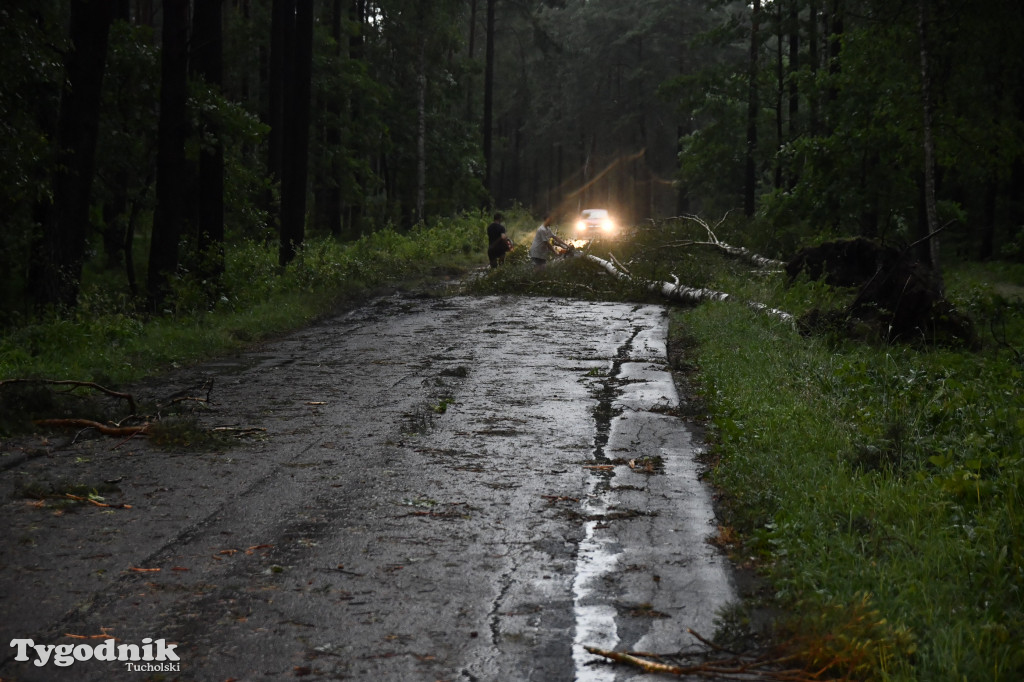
[[0, 210, 504, 388], [675, 260, 1024, 680]]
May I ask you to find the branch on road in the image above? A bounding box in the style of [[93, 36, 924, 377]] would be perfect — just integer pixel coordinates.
[[585, 639, 822, 680], [33, 418, 150, 437]]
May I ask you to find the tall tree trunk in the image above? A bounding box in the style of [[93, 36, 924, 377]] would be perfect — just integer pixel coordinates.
[[824, 0, 843, 131], [279, 0, 313, 266], [343, 0, 366, 239], [30, 0, 115, 309], [415, 37, 427, 223], [466, 0, 477, 122], [774, 1, 784, 190], [917, 0, 942, 291], [191, 0, 225, 285], [788, 0, 799, 139], [808, 0, 819, 135], [267, 0, 292, 202], [314, 0, 344, 237], [147, 0, 190, 311], [482, 0, 495, 201], [744, 0, 761, 217]]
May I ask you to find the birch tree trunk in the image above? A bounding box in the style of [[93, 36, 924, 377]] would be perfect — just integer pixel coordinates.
[[583, 254, 793, 325]]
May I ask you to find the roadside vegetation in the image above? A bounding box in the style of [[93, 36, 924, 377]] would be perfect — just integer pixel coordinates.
[[0, 210, 520, 387]]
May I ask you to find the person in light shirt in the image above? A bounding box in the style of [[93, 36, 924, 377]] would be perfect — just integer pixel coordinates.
[[528, 214, 569, 266]]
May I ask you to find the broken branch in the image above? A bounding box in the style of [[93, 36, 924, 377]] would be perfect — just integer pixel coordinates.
[[1, 378, 137, 414], [34, 418, 150, 437], [584, 645, 822, 681], [64, 494, 132, 509]]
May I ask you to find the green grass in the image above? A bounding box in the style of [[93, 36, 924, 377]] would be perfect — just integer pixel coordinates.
[[0, 210, 505, 386], [677, 270, 1024, 680]]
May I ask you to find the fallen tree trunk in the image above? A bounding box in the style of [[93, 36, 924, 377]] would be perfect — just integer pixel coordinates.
[[658, 214, 786, 269], [700, 240, 785, 269], [584, 254, 794, 325]]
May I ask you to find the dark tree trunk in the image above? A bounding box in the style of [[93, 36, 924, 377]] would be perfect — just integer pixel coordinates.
[[916, 0, 942, 291], [774, 1, 784, 190], [744, 0, 761, 217], [30, 0, 115, 309], [466, 0, 477, 122], [808, 0, 819, 134], [314, 0, 344, 237], [147, 0, 190, 310], [101, 0, 132, 274], [415, 36, 427, 223], [824, 0, 844, 131], [268, 0, 292, 194], [279, 0, 313, 266], [788, 0, 799, 139], [191, 0, 225, 284], [341, 0, 366, 239], [483, 0, 495, 200]]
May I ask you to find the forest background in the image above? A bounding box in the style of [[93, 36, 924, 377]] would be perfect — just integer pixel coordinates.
[[2, 0, 1021, 317], [1, 1, 1023, 680]]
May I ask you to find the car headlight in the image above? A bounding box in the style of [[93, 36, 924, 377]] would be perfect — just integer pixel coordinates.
[[576, 220, 586, 231], [601, 219, 615, 232]]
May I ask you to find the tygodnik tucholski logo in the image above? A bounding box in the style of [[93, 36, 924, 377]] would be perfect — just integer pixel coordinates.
[[9, 637, 180, 672]]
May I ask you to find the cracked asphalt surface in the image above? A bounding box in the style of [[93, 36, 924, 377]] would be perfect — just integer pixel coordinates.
[[0, 293, 735, 681]]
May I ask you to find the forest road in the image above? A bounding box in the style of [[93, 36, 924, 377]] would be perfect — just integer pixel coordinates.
[[0, 293, 735, 682]]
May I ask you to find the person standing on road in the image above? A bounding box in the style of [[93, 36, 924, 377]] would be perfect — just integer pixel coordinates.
[[486, 213, 513, 268], [529, 214, 569, 267]]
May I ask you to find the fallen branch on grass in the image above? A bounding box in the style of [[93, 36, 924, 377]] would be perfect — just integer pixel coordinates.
[[583, 254, 794, 325]]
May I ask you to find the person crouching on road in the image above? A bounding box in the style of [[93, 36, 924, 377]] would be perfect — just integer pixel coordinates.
[[529, 214, 569, 267], [486, 212, 513, 268]]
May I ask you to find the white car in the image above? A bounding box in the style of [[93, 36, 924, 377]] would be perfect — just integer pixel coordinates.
[[575, 208, 616, 236]]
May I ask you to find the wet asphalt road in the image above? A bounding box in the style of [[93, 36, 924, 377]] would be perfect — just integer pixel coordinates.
[[0, 294, 735, 681]]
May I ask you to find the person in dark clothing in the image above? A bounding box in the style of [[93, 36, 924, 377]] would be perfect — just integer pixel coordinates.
[[486, 213, 513, 267]]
